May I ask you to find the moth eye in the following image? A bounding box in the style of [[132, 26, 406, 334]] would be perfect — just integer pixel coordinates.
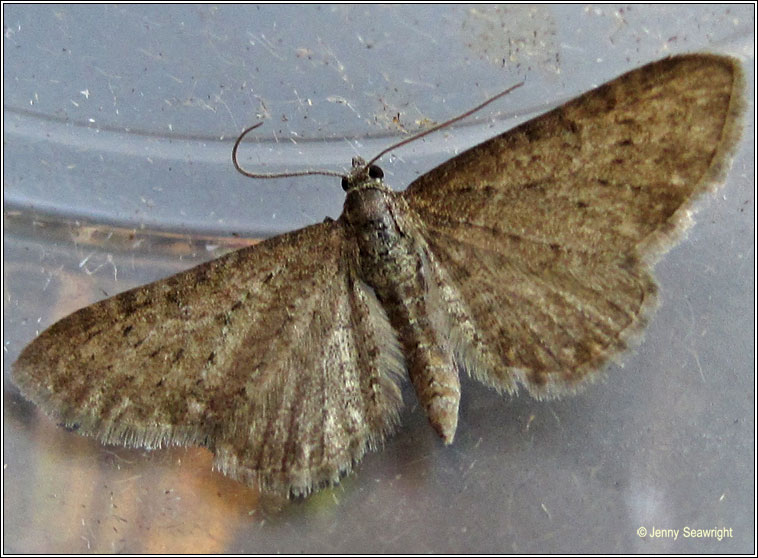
[[368, 165, 384, 179], [341, 177, 350, 191]]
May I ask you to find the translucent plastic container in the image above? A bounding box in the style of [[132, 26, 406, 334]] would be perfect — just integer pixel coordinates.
[[4, 4, 754, 553]]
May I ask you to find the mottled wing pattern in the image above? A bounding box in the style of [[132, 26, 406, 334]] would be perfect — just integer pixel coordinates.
[[13, 221, 405, 496], [404, 55, 743, 396]]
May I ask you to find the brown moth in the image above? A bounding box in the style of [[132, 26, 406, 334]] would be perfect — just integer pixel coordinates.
[[12, 54, 744, 497]]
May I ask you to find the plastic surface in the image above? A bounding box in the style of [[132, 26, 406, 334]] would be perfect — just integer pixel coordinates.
[[3, 4, 754, 553]]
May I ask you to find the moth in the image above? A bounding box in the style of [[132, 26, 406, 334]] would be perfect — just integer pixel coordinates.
[[13, 54, 744, 497]]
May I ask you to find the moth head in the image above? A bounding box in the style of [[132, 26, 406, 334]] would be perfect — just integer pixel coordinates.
[[341, 157, 385, 192]]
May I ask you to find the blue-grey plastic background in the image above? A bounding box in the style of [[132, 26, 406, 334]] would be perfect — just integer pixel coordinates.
[[3, 4, 754, 553]]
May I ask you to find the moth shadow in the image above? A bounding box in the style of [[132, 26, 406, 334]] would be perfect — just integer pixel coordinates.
[[455, 370, 620, 460]]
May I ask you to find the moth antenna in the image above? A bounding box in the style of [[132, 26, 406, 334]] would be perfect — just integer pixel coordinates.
[[363, 81, 525, 170], [232, 122, 347, 180]]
